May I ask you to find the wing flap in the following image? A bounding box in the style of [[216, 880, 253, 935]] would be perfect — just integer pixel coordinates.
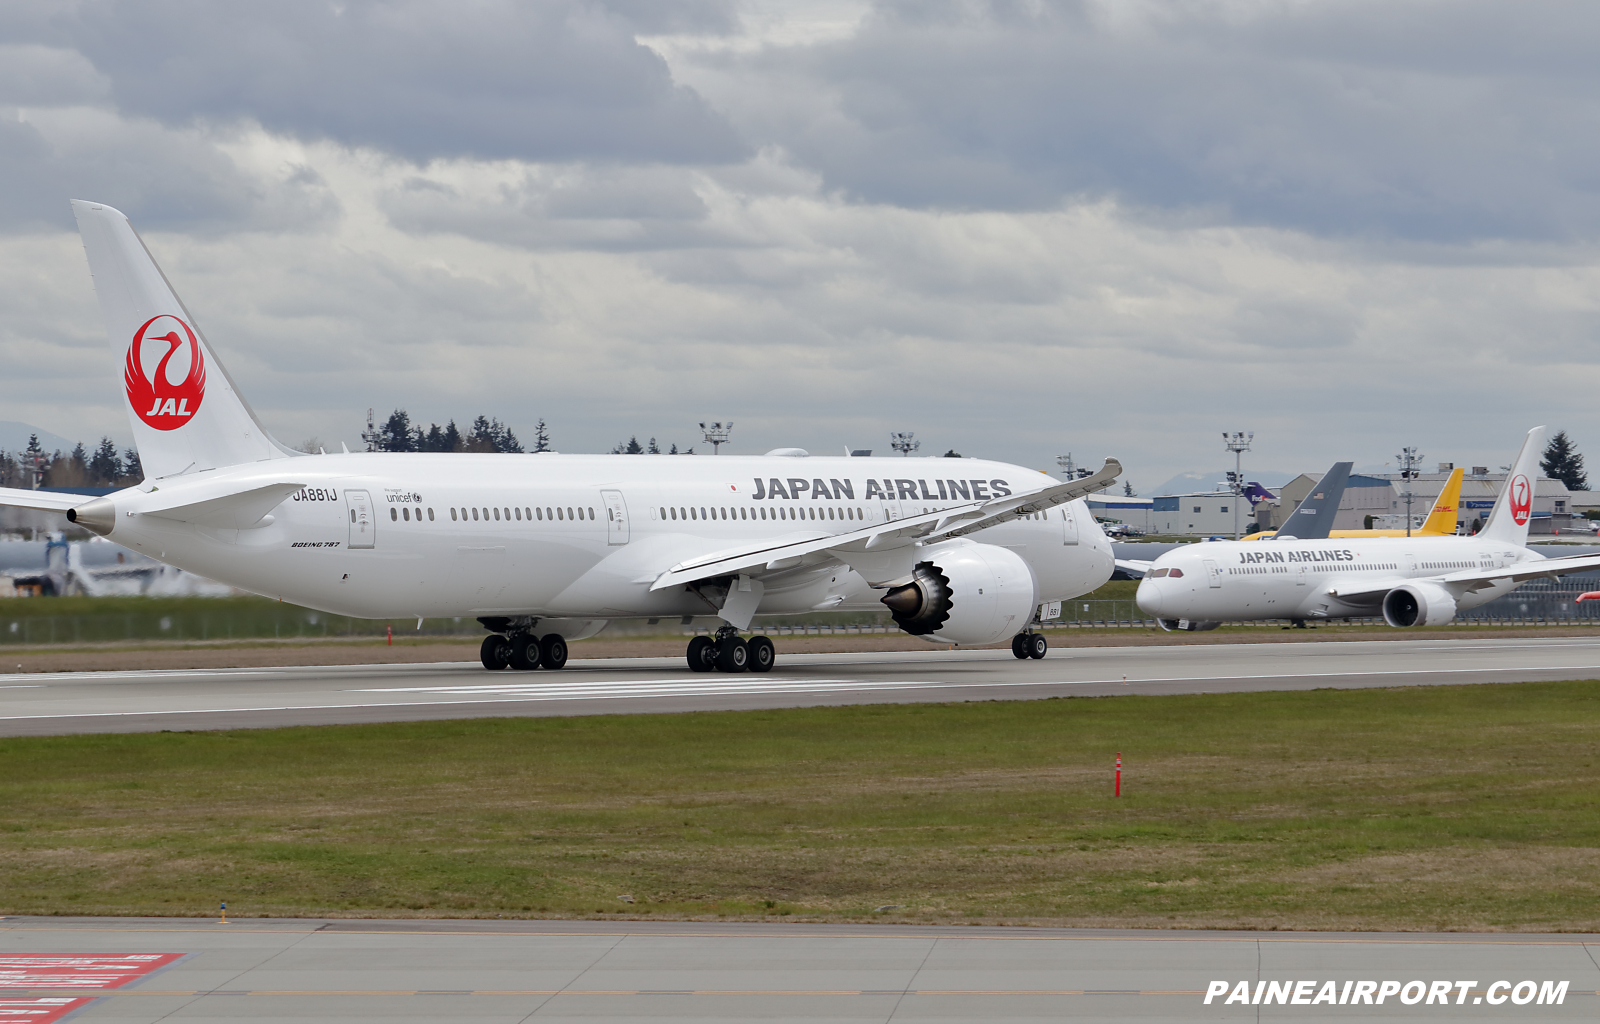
[[1327, 553, 1600, 601], [650, 458, 1122, 591]]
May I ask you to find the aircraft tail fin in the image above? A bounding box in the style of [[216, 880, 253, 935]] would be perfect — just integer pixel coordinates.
[[1480, 427, 1545, 546], [1274, 462, 1352, 540], [1420, 467, 1465, 535], [71, 200, 294, 481]]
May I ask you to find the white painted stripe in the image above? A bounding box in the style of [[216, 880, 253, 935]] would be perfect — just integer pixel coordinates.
[[0, 661, 1596, 721]]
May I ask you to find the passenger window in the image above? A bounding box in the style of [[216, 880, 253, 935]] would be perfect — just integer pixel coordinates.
[[402, 507, 410, 521], [525, 508, 531, 520], [515, 508, 521, 520], [428, 508, 434, 521], [568, 507, 575, 520], [451, 508, 458, 521], [589, 507, 595, 519], [390, 507, 397, 521]]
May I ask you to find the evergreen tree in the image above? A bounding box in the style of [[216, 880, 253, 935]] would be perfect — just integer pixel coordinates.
[[612, 436, 644, 454], [89, 437, 121, 484], [379, 409, 418, 452], [122, 447, 142, 483], [647, 437, 660, 454], [943, 449, 962, 458], [442, 419, 462, 452], [1123, 480, 1136, 497], [533, 418, 550, 453], [1541, 430, 1588, 490]]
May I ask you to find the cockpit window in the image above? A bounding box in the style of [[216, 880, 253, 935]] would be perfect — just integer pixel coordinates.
[[1147, 567, 1169, 578], [1167, 567, 1184, 578]]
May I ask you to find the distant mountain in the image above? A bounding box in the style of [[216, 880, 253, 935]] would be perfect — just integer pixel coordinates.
[[1150, 469, 1299, 497], [0, 422, 81, 456]]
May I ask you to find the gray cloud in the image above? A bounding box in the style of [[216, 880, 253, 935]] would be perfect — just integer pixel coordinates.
[[0, 108, 338, 232], [11, 0, 746, 166], [693, 0, 1600, 242]]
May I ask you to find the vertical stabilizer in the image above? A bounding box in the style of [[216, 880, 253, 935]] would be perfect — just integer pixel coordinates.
[[71, 200, 292, 480], [1274, 462, 1352, 540], [1480, 427, 1546, 546], [1419, 467, 1465, 535]]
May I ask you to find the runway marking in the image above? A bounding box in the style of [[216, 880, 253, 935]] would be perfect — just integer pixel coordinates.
[[5, 986, 1596, 998], [3, 659, 1600, 722]]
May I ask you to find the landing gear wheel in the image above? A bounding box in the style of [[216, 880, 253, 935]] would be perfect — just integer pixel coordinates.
[[716, 636, 749, 673], [687, 635, 716, 672], [480, 634, 511, 670], [1011, 634, 1030, 659], [508, 634, 542, 671], [746, 635, 775, 673], [539, 634, 568, 670], [1026, 633, 1048, 659]]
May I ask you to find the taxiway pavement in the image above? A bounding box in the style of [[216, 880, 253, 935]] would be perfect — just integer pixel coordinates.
[[0, 916, 1593, 1022], [1, 636, 1599, 736]]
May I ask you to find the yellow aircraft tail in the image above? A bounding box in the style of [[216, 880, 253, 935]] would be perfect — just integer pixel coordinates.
[[1418, 467, 1464, 535]]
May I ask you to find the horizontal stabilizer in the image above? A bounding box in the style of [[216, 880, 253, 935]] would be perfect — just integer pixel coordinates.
[[0, 487, 84, 513], [141, 482, 305, 529]]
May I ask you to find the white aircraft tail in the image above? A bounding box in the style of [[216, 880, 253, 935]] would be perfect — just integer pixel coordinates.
[[1479, 426, 1546, 546], [71, 200, 293, 480]]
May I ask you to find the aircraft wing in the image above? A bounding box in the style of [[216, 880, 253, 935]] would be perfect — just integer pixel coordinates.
[[650, 458, 1121, 591], [0, 487, 83, 513], [1327, 552, 1600, 601], [1114, 559, 1153, 578]]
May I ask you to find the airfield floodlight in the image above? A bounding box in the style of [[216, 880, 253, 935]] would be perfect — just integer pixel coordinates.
[[890, 432, 920, 456], [1056, 454, 1076, 479], [700, 421, 733, 455], [1396, 446, 1423, 537], [1223, 431, 1254, 539]]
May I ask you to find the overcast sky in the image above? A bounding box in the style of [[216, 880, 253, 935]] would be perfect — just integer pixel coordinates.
[[3, 0, 1599, 493]]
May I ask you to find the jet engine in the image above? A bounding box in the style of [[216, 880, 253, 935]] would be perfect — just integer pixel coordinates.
[[879, 541, 1038, 646], [1382, 583, 1459, 627]]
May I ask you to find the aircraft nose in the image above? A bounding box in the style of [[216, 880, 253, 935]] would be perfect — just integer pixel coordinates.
[[1136, 577, 1164, 616]]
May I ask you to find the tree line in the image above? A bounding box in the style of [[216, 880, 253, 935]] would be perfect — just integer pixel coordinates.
[[0, 435, 142, 490], [374, 410, 544, 454]]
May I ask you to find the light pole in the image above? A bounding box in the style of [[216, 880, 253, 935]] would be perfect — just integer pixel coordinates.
[[699, 421, 732, 455], [1223, 431, 1253, 539], [890, 432, 920, 456], [1396, 446, 1422, 537]]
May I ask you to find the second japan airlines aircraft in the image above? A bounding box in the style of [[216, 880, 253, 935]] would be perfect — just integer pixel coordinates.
[[1136, 427, 1600, 630], [0, 201, 1124, 673]]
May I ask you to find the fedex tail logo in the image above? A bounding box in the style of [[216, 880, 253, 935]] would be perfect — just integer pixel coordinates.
[[126, 315, 205, 430], [1509, 474, 1532, 525]]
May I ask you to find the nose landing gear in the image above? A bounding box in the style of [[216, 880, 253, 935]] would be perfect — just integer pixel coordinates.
[[688, 626, 776, 673]]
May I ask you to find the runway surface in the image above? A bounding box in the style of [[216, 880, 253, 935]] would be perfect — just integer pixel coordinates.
[[0, 916, 1593, 1022], [2, 635, 1599, 736]]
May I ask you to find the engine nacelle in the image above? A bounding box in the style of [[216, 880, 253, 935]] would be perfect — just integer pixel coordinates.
[[1382, 583, 1459, 627], [880, 541, 1038, 646]]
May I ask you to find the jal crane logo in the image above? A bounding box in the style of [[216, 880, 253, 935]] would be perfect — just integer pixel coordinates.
[[126, 315, 205, 430], [1509, 473, 1532, 526]]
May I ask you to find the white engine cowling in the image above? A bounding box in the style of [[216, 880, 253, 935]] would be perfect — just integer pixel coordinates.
[[1382, 583, 1459, 627], [879, 541, 1039, 645]]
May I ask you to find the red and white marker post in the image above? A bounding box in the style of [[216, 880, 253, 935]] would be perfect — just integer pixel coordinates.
[[1115, 752, 1122, 797]]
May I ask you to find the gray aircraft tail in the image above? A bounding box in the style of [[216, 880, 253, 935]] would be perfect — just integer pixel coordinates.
[[1273, 462, 1353, 540]]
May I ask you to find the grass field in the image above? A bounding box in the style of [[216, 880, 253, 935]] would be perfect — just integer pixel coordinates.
[[1, 680, 1598, 930]]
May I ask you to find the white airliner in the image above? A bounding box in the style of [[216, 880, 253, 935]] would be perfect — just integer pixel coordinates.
[[0, 201, 1124, 673], [1134, 426, 1600, 630]]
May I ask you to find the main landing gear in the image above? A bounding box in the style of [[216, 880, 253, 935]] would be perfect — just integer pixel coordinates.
[[688, 626, 775, 674], [481, 631, 568, 671], [1011, 632, 1048, 660]]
